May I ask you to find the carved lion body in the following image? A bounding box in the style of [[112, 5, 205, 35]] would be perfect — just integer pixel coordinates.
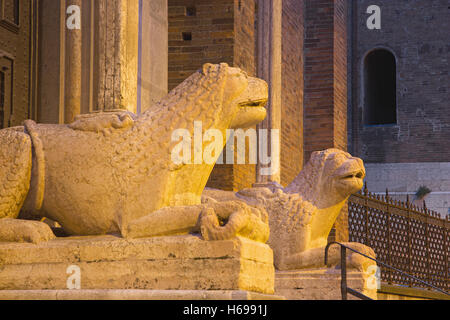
[[203, 149, 376, 271], [0, 63, 269, 242]]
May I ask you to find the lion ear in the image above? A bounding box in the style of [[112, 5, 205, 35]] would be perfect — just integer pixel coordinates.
[[202, 63, 214, 75], [310, 151, 321, 161]]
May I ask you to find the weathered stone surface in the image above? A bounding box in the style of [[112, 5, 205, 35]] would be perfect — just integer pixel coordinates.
[[0, 235, 275, 294], [275, 268, 377, 300], [0, 290, 285, 301]]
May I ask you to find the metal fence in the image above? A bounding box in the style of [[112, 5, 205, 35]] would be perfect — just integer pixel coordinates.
[[348, 184, 449, 291]]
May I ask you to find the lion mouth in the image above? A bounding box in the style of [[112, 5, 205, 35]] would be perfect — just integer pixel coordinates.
[[238, 99, 268, 108], [230, 76, 268, 129], [231, 98, 268, 129], [340, 170, 365, 181]]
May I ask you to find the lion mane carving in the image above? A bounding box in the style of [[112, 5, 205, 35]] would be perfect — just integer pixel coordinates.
[[203, 149, 376, 271], [0, 63, 269, 244]]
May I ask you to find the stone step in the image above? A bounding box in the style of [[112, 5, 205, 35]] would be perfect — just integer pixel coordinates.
[[0, 235, 275, 294], [0, 290, 285, 300], [275, 268, 378, 300]]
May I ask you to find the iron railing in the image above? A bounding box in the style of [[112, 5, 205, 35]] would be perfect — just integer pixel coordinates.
[[348, 184, 449, 291], [325, 242, 450, 300]]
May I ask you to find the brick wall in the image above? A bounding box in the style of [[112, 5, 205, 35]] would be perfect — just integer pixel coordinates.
[[303, 0, 348, 163], [168, 0, 234, 91], [302, 0, 349, 241], [168, 0, 256, 191], [351, 0, 450, 163], [233, 0, 256, 77], [280, 0, 304, 186]]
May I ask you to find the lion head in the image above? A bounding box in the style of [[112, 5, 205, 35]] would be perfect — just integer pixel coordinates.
[[201, 63, 268, 130], [134, 63, 268, 208], [143, 63, 267, 135], [285, 149, 365, 208]]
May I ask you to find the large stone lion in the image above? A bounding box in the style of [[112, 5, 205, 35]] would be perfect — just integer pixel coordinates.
[[0, 63, 270, 244], [203, 149, 376, 271]]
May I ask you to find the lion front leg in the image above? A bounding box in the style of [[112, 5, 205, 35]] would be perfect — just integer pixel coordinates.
[[276, 247, 328, 270], [0, 218, 55, 244], [125, 205, 205, 239], [125, 200, 270, 243], [276, 242, 376, 272]]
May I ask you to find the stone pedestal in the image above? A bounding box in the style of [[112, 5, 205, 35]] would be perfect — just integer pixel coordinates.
[[275, 268, 378, 300], [0, 235, 275, 295]]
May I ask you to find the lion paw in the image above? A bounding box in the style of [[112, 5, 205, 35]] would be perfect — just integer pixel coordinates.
[[0, 218, 56, 244], [199, 201, 270, 243]]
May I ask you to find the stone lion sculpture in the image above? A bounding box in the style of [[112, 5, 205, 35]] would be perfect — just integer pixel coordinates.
[[203, 149, 376, 271], [0, 63, 270, 244]]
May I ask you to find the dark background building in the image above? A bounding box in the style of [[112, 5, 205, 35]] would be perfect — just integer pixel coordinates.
[[349, 0, 450, 216]]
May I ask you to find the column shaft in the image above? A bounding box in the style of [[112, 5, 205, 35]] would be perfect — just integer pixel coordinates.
[[255, 0, 282, 184]]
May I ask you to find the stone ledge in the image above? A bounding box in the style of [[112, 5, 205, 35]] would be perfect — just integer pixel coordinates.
[[0, 234, 273, 265], [0, 235, 275, 294], [0, 290, 285, 301], [275, 268, 378, 300], [378, 284, 450, 300]]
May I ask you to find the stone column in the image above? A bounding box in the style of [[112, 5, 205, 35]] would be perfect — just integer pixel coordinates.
[[37, 0, 148, 122], [139, 0, 168, 113], [96, 0, 140, 113], [36, 0, 68, 124], [255, 0, 282, 186], [65, 0, 82, 123]]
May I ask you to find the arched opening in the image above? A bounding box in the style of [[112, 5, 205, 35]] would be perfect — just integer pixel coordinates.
[[363, 49, 397, 125]]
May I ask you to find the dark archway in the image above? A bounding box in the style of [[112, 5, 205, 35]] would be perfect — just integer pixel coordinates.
[[363, 49, 397, 125]]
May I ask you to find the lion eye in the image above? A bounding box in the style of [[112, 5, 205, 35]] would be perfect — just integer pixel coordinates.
[[236, 72, 248, 79]]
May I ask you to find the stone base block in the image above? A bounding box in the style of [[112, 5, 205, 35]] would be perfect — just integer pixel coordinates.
[[0, 290, 285, 300], [275, 268, 378, 300], [0, 235, 275, 294]]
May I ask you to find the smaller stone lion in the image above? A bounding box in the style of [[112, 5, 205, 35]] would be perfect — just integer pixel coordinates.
[[203, 149, 376, 271]]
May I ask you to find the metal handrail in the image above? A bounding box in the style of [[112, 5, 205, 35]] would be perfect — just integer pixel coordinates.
[[325, 242, 450, 300]]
